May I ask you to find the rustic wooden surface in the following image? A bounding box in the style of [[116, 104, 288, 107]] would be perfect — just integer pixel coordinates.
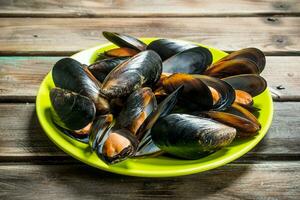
[[0, 0, 299, 199]]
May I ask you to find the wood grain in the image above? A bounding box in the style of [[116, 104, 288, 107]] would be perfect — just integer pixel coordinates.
[[0, 0, 299, 17], [0, 102, 299, 159], [1, 56, 299, 101], [0, 162, 299, 199], [0, 17, 299, 55]]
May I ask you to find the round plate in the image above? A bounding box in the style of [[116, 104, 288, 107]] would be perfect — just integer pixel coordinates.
[[36, 38, 273, 177]]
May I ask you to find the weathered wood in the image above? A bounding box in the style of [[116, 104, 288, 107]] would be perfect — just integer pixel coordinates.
[[1, 56, 299, 101], [0, 162, 299, 199], [0, 102, 298, 159], [0, 17, 299, 55], [0, 0, 299, 17]]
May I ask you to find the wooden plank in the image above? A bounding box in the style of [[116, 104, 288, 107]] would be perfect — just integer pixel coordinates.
[[1, 56, 299, 101], [0, 102, 299, 159], [0, 162, 299, 199], [0, 17, 299, 55], [0, 0, 299, 17]]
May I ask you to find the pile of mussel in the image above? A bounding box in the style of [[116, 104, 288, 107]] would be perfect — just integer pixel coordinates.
[[49, 31, 267, 164]]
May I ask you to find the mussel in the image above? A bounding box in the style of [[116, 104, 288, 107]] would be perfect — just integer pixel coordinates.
[[162, 47, 213, 74], [203, 48, 265, 78], [117, 87, 157, 136], [50, 87, 96, 133], [103, 31, 147, 52], [101, 50, 162, 98], [158, 73, 235, 111], [104, 48, 138, 58], [97, 128, 139, 164], [52, 58, 110, 114], [88, 57, 129, 82], [147, 39, 198, 60], [151, 114, 236, 159], [135, 86, 184, 156], [217, 48, 265, 73]]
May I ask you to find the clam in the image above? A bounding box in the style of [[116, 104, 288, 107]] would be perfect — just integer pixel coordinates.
[[101, 50, 162, 98], [151, 114, 236, 159], [52, 58, 110, 114]]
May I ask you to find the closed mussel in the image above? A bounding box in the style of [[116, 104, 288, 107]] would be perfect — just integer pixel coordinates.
[[50, 87, 96, 135], [52, 58, 110, 114], [151, 114, 236, 159]]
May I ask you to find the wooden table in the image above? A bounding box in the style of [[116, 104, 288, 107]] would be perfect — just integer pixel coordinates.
[[0, 1, 299, 199]]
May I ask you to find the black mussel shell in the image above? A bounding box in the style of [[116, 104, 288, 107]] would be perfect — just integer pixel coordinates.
[[117, 87, 157, 136], [135, 130, 163, 157], [102, 31, 147, 52], [101, 50, 162, 98], [147, 39, 197, 60], [218, 48, 265, 73], [89, 114, 114, 151], [135, 85, 183, 141], [88, 57, 129, 82], [162, 73, 213, 110], [163, 47, 212, 74], [50, 87, 96, 131], [98, 129, 139, 164], [222, 74, 267, 97], [151, 114, 236, 159], [52, 57, 110, 113], [192, 75, 235, 111], [204, 58, 259, 78], [201, 110, 260, 138]]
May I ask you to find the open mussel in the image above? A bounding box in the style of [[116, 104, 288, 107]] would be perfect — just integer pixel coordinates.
[[97, 128, 139, 164], [104, 48, 138, 58], [52, 58, 110, 114], [163, 47, 213, 74], [217, 48, 265, 73], [151, 114, 236, 159], [117, 87, 157, 136], [89, 114, 114, 151], [101, 50, 162, 98], [50, 87, 96, 135], [147, 39, 198, 60], [135, 86, 184, 157], [157, 73, 235, 111], [103, 31, 147, 52], [88, 57, 129, 82], [223, 74, 267, 97], [203, 48, 265, 78]]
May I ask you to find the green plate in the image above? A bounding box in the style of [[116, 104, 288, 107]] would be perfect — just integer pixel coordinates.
[[36, 38, 273, 177]]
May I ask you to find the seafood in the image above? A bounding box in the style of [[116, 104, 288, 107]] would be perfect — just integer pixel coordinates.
[[52, 58, 110, 114], [50, 87, 96, 133], [151, 114, 236, 159], [103, 31, 147, 52], [101, 50, 162, 98], [88, 57, 129, 82], [147, 39, 198, 60], [49, 32, 268, 165]]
